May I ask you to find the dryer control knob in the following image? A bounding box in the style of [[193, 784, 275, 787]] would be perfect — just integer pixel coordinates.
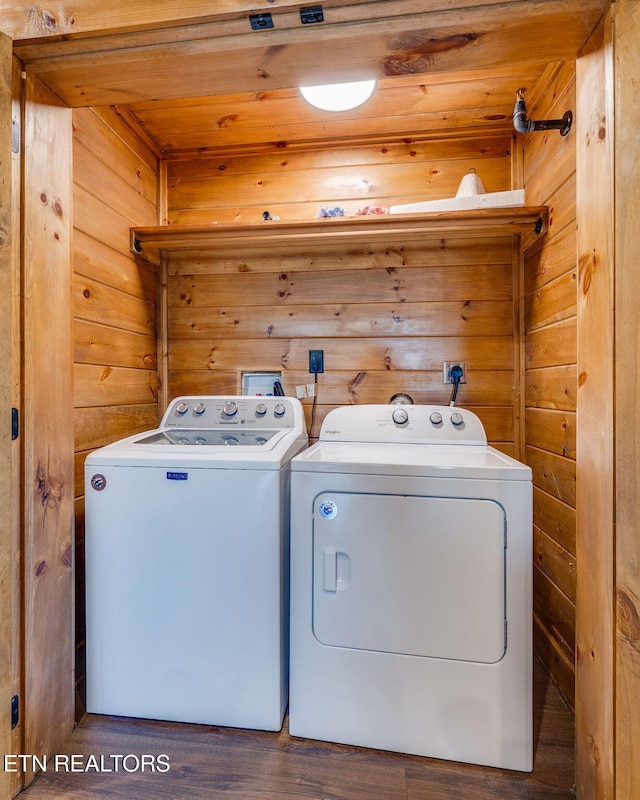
[[392, 407, 409, 425], [430, 411, 443, 425], [176, 402, 189, 415], [194, 402, 206, 415], [223, 401, 238, 417], [274, 402, 286, 417], [255, 403, 268, 416], [451, 411, 464, 427]]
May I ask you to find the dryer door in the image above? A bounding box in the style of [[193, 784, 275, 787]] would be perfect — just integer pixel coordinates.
[[312, 492, 506, 663]]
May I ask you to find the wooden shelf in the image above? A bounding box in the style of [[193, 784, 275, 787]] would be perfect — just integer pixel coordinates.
[[131, 207, 548, 264]]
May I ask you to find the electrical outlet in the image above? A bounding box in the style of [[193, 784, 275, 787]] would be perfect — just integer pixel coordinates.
[[309, 350, 324, 374], [443, 361, 467, 383]]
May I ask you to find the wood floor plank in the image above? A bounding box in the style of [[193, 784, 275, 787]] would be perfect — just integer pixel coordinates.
[[19, 661, 573, 800]]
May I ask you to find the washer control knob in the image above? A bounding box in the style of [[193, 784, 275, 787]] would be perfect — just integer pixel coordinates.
[[255, 403, 268, 417], [392, 407, 409, 425], [451, 411, 464, 427], [429, 411, 443, 425], [194, 402, 206, 415], [223, 401, 238, 417], [274, 402, 286, 417], [176, 402, 189, 415]]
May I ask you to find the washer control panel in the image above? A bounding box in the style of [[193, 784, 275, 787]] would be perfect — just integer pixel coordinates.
[[162, 395, 305, 431], [320, 404, 487, 445]]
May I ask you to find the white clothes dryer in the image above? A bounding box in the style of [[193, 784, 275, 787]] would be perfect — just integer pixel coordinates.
[[289, 404, 532, 770], [85, 395, 307, 731]]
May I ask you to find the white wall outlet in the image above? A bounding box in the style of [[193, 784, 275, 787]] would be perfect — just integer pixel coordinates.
[[443, 361, 467, 383]]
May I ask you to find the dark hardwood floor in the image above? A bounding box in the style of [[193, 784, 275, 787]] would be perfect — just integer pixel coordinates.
[[19, 660, 574, 799]]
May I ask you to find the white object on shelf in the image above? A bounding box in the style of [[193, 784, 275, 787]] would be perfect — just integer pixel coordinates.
[[390, 189, 525, 215], [455, 170, 486, 197]]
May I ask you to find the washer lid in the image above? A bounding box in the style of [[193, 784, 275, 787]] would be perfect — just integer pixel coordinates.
[[135, 429, 279, 446], [85, 427, 308, 469], [292, 440, 531, 480]]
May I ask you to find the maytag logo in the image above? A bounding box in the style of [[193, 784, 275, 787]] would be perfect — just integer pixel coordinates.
[[167, 471, 188, 481]]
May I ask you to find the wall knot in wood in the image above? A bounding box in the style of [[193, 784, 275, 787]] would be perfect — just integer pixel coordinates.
[[617, 585, 640, 653], [348, 371, 367, 400], [383, 32, 478, 75], [578, 248, 599, 297], [35, 457, 64, 514]]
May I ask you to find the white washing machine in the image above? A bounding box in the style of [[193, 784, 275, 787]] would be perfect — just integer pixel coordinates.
[[289, 404, 532, 771], [85, 395, 307, 731]]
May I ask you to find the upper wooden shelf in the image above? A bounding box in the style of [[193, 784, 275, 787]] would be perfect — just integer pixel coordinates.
[[131, 207, 548, 264]]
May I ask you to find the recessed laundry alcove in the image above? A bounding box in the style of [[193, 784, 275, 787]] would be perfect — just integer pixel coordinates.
[[2, 2, 636, 798]]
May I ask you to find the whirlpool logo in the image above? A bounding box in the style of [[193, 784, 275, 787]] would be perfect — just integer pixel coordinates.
[[318, 500, 338, 519]]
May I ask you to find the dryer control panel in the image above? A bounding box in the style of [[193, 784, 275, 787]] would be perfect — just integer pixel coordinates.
[[162, 395, 306, 431], [319, 404, 487, 445]]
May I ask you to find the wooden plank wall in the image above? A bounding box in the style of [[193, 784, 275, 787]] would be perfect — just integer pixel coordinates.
[[72, 106, 160, 709], [165, 136, 518, 449], [166, 134, 513, 225], [521, 64, 577, 707]]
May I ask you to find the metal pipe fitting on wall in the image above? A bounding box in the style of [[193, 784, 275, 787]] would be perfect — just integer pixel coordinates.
[[513, 88, 573, 136]]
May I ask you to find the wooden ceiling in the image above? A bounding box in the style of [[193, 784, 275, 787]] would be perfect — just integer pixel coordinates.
[[11, 0, 608, 155], [123, 66, 546, 155]]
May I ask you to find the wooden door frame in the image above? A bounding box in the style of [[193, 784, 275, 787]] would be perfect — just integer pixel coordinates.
[[0, 32, 24, 800], [612, 1, 640, 797], [575, 9, 615, 798], [1, 50, 76, 798], [573, 2, 640, 797], [19, 69, 75, 788]]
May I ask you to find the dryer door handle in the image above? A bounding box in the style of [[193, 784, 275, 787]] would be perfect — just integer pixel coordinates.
[[322, 547, 337, 592]]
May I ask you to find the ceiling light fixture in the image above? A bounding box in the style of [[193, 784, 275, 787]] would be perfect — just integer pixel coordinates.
[[299, 79, 376, 112]]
